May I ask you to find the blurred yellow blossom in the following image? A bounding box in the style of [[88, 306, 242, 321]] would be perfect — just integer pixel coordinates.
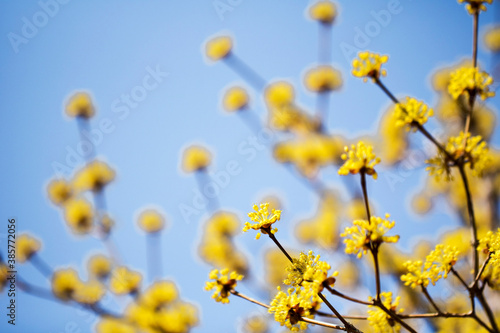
[[308, 1, 336, 24], [394, 97, 434, 131], [265, 81, 295, 108], [17, 233, 41, 263], [205, 35, 232, 61], [95, 318, 135, 333], [242, 314, 269, 333], [484, 26, 500, 52], [137, 209, 166, 233], [338, 141, 381, 179], [72, 280, 105, 305], [303, 65, 342, 92], [243, 203, 282, 239], [182, 145, 212, 173], [0, 264, 8, 292], [448, 67, 495, 101], [63, 198, 94, 234], [341, 214, 399, 258], [205, 268, 243, 303], [377, 107, 408, 165], [47, 178, 73, 205], [140, 280, 178, 309], [352, 51, 388, 82], [52, 268, 82, 301], [87, 254, 111, 279], [223, 86, 249, 112], [65, 92, 95, 119], [110, 266, 142, 295], [73, 160, 115, 193]]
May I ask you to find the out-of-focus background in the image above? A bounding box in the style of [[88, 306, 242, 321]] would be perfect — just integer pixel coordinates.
[[0, 1, 499, 332]]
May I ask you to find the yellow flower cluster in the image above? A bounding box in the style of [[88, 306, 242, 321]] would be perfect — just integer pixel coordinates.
[[205, 268, 243, 304], [274, 134, 344, 178], [124, 280, 198, 333], [458, 0, 493, 14], [243, 203, 282, 240], [205, 35, 232, 61], [182, 145, 212, 173], [394, 97, 434, 131], [198, 211, 248, 274], [137, 209, 166, 233], [484, 26, 500, 52], [242, 314, 269, 333], [352, 51, 388, 83], [0, 264, 8, 292], [401, 244, 459, 288], [223, 86, 249, 112], [367, 292, 403, 333], [478, 229, 500, 286], [341, 214, 400, 258], [47, 179, 73, 206], [448, 66, 495, 101], [377, 107, 408, 165], [338, 141, 381, 179], [51, 268, 105, 304], [63, 198, 94, 234], [268, 287, 316, 332], [308, 1, 336, 24], [87, 254, 112, 279], [110, 266, 142, 295], [426, 132, 489, 181], [65, 92, 95, 119], [73, 160, 115, 193], [96, 319, 135, 333], [16, 234, 41, 263], [284, 251, 338, 293], [303, 65, 342, 92]]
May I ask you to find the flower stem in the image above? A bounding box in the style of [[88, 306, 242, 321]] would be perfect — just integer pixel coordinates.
[[268, 233, 294, 263]]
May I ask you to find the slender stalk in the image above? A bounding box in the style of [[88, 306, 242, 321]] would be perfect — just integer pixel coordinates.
[[371, 249, 382, 301], [360, 172, 371, 221], [471, 255, 491, 290], [374, 78, 399, 104], [421, 286, 442, 314], [268, 233, 294, 263], [317, 292, 354, 330], [325, 286, 372, 306], [375, 301, 417, 333], [451, 267, 470, 290], [29, 253, 53, 279], [476, 291, 500, 333], [473, 11, 479, 68], [224, 53, 267, 91]]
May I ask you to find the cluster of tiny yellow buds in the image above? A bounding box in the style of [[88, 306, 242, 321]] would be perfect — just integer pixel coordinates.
[[137, 209, 166, 233], [268, 287, 314, 332], [352, 51, 389, 83], [448, 66, 495, 101], [401, 244, 459, 288], [308, 1, 336, 24], [458, 0, 493, 14], [223, 86, 249, 112], [47, 178, 73, 206], [72, 280, 106, 305], [303, 65, 342, 92], [110, 266, 142, 295], [341, 214, 399, 258], [139, 280, 178, 309], [205, 268, 243, 304], [265, 81, 295, 108], [63, 198, 94, 234], [284, 251, 337, 293], [205, 35, 232, 61], [182, 145, 212, 173], [478, 229, 500, 262], [73, 160, 115, 193], [51, 268, 82, 301], [243, 203, 282, 240], [367, 292, 403, 333], [16, 234, 41, 263], [65, 92, 95, 119], [87, 254, 112, 279], [394, 97, 434, 131], [339, 141, 381, 179]]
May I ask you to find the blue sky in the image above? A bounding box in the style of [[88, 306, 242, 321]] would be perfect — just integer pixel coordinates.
[[0, 1, 499, 332]]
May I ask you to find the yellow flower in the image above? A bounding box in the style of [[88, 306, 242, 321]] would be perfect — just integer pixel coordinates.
[[303, 65, 342, 92], [65, 92, 95, 118], [137, 209, 166, 233], [72, 280, 105, 304], [426, 132, 489, 181], [63, 198, 94, 234], [458, 0, 492, 14], [205, 268, 243, 304], [223, 86, 249, 112], [87, 254, 111, 279], [478, 229, 500, 274], [73, 160, 115, 193], [338, 141, 381, 179], [125, 302, 156, 329], [96, 318, 135, 333], [16, 234, 41, 263], [394, 97, 434, 131], [0, 264, 8, 292], [156, 302, 199, 332], [181, 145, 212, 173], [242, 314, 269, 333], [243, 203, 282, 239], [52, 268, 82, 301], [268, 287, 315, 332], [352, 51, 389, 83], [448, 66, 495, 101], [411, 193, 433, 215], [484, 26, 500, 52], [377, 106, 408, 165], [265, 81, 295, 108], [140, 280, 178, 309], [110, 266, 142, 295], [341, 214, 400, 258], [268, 105, 320, 133], [46, 178, 73, 205], [205, 35, 232, 61], [308, 1, 336, 24], [367, 292, 403, 333]]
